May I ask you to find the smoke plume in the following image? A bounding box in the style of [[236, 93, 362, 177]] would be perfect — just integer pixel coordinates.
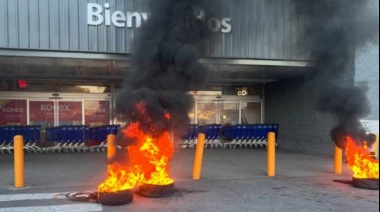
[[293, 0, 379, 148], [114, 0, 214, 149]]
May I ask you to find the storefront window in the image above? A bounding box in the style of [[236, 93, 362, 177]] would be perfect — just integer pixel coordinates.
[[58, 101, 82, 126], [197, 103, 218, 125], [0, 99, 27, 125], [29, 101, 55, 130], [241, 102, 262, 124], [84, 100, 111, 127], [220, 103, 239, 125], [188, 105, 196, 124]]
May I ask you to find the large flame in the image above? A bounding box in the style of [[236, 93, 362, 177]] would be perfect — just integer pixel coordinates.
[[345, 136, 379, 179], [98, 108, 174, 193]]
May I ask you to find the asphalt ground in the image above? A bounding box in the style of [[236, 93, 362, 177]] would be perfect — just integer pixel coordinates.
[[0, 149, 378, 212]]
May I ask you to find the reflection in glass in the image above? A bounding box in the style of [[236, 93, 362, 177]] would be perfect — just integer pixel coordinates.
[[220, 103, 239, 125], [241, 102, 262, 124], [188, 105, 196, 124], [197, 103, 218, 125]]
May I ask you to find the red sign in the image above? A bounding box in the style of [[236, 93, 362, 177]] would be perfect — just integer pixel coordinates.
[[58, 101, 82, 122], [84, 100, 110, 126], [0, 99, 27, 125]]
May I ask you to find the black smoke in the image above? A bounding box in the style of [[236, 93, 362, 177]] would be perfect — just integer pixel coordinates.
[[114, 0, 215, 148], [293, 0, 379, 149]]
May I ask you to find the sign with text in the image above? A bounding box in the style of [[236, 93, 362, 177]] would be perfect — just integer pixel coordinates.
[[84, 100, 110, 126], [29, 101, 55, 129], [0, 99, 27, 125], [30, 101, 83, 128], [30, 101, 55, 122], [87, 3, 232, 33], [58, 101, 83, 125]]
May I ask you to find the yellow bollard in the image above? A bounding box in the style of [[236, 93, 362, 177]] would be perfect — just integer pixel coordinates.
[[192, 133, 206, 180], [107, 134, 116, 173], [14, 135, 25, 188], [267, 132, 276, 177], [334, 146, 343, 174]]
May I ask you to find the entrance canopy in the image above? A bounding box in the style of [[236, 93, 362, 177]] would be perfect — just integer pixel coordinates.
[[0, 50, 311, 88]]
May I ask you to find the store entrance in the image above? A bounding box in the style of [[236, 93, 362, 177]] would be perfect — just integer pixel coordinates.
[[0, 92, 111, 131], [193, 95, 263, 125]]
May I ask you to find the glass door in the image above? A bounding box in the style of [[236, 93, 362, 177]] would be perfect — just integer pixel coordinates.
[[29, 100, 56, 130], [196, 100, 240, 125], [219, 102, 240, 125], [241, 102, 262, 124], [57, 100, 83, 126], [196, 101, 218, 125], [84, 100, 111, 127], [193, 97, 263, 125]]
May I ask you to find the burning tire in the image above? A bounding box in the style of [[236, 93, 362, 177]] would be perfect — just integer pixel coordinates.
[[97, 189, 133, 206], [352, 177, 379, 190], [138, 183, 175, 198]]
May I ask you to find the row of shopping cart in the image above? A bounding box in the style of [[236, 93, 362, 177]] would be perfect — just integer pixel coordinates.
[[180, 124, 224, 149], [0, 125, 41, 154], [180, 124, 279, 149], [0, 125, 121, 154], [44, 125, 121, 153]]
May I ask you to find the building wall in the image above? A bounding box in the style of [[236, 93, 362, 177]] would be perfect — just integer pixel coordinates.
[[0, 0, 309, 60], [355, 43, 379, 121], [265, 77, 337, 155]]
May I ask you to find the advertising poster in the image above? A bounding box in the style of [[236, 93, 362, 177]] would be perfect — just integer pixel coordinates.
[[84, 100, 110, 126], [58, 101, 83, 125], [0, 99, 27, 125], [29, 101, 55, 130]]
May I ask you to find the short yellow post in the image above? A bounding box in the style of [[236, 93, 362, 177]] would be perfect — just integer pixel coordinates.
[[334, 146, 343, 174], [14, 135, 25, 188], [107, 134, 116, 172], [192, 133, 206, 180], [267, 132, 276, 177]]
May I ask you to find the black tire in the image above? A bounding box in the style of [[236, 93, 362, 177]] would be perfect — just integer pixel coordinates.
[[98, 189, 133, 206]]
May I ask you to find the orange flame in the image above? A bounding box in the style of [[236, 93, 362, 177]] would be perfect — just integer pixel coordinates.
[[98, 164, 142, 193], [98, 120, 174, 193], [345, 136, 379, 179]]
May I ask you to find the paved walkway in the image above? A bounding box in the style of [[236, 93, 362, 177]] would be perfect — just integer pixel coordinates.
[[0, 149, 378, 212]]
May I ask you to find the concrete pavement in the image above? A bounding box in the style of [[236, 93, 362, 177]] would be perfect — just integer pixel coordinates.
[[0, 149, 378, 212]]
